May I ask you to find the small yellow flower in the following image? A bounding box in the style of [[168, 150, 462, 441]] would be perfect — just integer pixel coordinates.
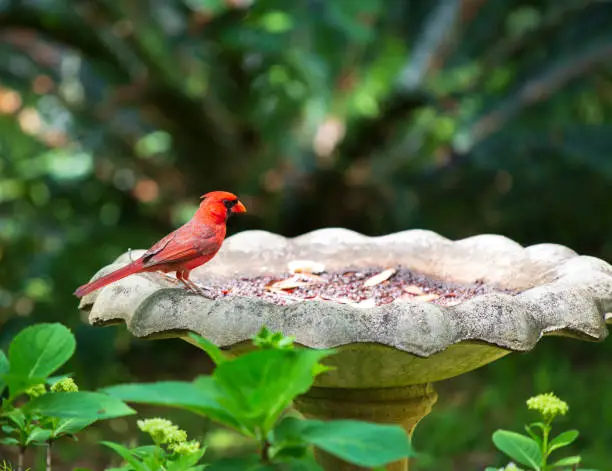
[[137, 418, 187, 444], [51, 378, 78, 393], [527, 393, 569, 421], [25, 383, 46, 398], [168, 440, 201, 455]]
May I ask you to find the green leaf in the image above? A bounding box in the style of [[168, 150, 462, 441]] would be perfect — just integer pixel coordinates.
[[273, 417, 414, 467], [187, 333, 228, 365], [206, 455, 274, 471], [166, 447, 207, 471], [551, 455, 581, 468], [280, 456, 325, 471], [252, 327, 296, 350], [101, 441, 149, 471], [273, 444, 309, 461], [0, 437, 19, 445], [53, 417, 97, 437], [1, 425, 16, 434], [7, 323, 75, 397], [3, 408, 27, 430], [130, 445, 158, 458], [548, 430, 579, 454], [492, 430, 542, 470], [0, 349, 8, 395], [24, 392, 135, 420], [103, 380, 242, 431], [26, 427, 52, 445], [529, 422, 547, 433], [524, 424, 542, 447], [211, 348, 333, 434]]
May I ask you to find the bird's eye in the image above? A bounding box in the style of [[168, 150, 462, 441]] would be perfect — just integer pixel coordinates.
[[223, 199, 236, 209]]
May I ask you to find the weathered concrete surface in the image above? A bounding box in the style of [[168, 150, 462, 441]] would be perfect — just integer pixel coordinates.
[[79, 228, 612, 386]]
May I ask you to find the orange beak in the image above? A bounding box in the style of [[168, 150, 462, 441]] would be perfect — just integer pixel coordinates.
[[232, 200, 247, 213]]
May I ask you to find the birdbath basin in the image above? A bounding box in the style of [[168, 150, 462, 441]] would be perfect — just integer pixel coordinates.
[[77, 228, 612, 471]]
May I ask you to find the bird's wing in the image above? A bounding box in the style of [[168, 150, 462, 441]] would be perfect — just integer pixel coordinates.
[[141, 224, 218, 268]]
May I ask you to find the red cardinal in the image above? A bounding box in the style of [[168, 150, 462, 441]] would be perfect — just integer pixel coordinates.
[[74, 191, 246, 298]]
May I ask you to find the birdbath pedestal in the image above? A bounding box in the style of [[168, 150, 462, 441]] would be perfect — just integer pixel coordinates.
[[78, 229, 612, 471]]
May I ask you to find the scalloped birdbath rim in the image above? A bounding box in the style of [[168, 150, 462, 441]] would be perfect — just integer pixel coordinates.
[[78, 228, 612, 359]]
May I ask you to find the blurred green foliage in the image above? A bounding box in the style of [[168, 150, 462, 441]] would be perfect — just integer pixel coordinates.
[[1, 0, 611, 469]]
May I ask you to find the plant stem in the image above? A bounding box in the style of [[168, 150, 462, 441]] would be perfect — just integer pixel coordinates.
[[541, 422, 551, 471], [46, 441, 52, 471], [260, 440, 271, 464], [17, 446, 25, 471]]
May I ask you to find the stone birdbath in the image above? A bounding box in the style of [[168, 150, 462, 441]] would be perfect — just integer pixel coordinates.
[[77, 228, 612, 471]]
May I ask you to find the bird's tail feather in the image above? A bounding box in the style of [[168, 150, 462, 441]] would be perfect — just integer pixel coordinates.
[[74, 260, 144, 297]]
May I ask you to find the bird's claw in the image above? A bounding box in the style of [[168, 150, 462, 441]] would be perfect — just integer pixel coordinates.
[[180, 279, 214, 298]]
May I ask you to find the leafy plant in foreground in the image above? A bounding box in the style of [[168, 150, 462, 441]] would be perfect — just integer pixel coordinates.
[[101, 417, 206, 471], [486, 393, 597, 471], [0, 323, 135, 470], [102, 327, 415, 470]]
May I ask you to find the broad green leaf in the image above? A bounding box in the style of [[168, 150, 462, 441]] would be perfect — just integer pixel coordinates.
[[206, 455, 274, 471], [524, 424, 542, 447], [7, 323, 75, 397], [187, 333, 227, 365], [274, 417, 414, 467], [0, 349, 8, 395], [1, 425, 16, 434], [130, 445, 158, 458], [25, 392, 135, 420], [492, 430, 542, 470], [275, 453, 324, 470], [53, 417, 97, 436], [0, 437, 19, 445], [103, 380, 242, 431], [548, 430, 579, 454], [26, 427, 52, 444], [141, 448, 166, 470], [280, 457, 325, 471], [166, 447, 207, 471], [211, 348, 334, 434], [101, 441, 150, 471], [3, 408, 26, 429], [551, 455, 581, 467], [272, 444, 309, 461]]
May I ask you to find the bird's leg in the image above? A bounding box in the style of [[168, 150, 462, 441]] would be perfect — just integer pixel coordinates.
[[175, 271, 191, 291], [176, 271, 204, 295], [182, 272, 216, 297], [158, 271, 181, 285]]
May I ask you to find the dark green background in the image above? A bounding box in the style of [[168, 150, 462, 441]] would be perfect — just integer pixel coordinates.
[[1, 0, 611, 469]]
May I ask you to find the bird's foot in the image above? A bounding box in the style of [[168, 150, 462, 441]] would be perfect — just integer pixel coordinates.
[[159, 272, 181, 285], [180, 279, 215, 298]]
